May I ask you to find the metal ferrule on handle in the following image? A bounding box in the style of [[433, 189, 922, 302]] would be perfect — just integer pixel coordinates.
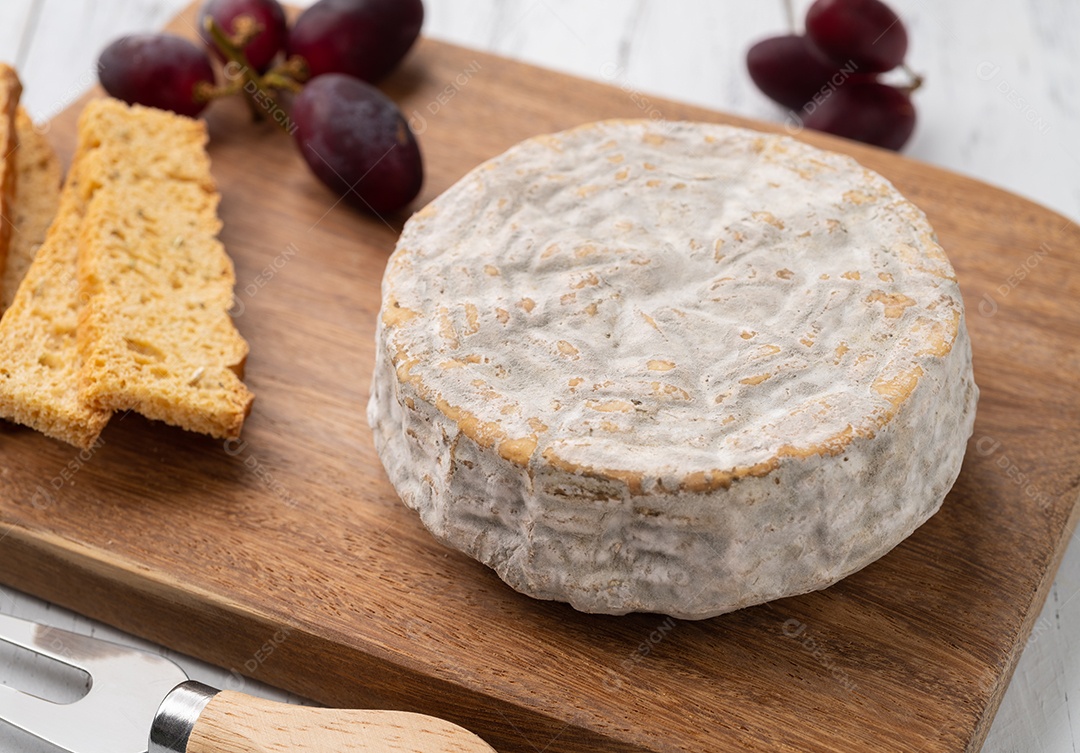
[[148, 681, 220, 753]]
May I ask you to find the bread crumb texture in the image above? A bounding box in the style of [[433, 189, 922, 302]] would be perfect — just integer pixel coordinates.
[[76, 99, 253, 439], [0, 98, 252, 448], [0, 105, 108, 446], [2, 108, 62, 310]]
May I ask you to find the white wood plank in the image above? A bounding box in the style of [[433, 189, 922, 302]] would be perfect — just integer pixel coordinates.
[[425, 0, 1079, 223], [984, 537, 1080, 752], [17, 0, 190, 121], [0, 1, 35, 77]]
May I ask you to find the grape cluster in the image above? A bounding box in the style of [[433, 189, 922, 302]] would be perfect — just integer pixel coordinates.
[[747, 0, 919, 151], [97, 0, 425, 214]]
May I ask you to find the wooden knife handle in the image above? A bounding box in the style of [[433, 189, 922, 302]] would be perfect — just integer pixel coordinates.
[[149, 682, 497, 753]]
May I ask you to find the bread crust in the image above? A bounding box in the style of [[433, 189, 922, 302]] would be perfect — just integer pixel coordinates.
[[2, 108, 62, 310], [0, 65, 24, 292]]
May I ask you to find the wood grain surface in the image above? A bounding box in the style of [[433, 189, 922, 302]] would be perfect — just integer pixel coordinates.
[[0, 4, 1078, 752]]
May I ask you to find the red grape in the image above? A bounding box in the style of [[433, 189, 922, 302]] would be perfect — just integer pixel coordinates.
[[747, 34, 869, 111], [800, 81, 915, 150], [805, 0, 908, 74], [286, 0, 424, 83], [292, 74, 423, 214], [198, 0, 288, 72], [98, 34, 215, 118]]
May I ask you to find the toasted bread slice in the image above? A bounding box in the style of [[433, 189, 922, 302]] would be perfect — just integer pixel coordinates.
[[0, 65, 23, 286], [76, 99, 253, 439], [0, 146, 111, 448], [2, 108, 62, 309]]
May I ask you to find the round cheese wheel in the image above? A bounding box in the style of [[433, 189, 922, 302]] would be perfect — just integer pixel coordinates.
[[368, 120, 978, 619]]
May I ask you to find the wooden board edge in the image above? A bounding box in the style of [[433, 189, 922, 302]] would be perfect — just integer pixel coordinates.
[[0, 520, 653, 753], [970, 484, 1080, 751]]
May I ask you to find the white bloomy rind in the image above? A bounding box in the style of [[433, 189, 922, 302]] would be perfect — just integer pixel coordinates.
[[369, 120, 978, 620]]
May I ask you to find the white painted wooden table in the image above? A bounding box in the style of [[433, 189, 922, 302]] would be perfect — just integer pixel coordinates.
[[0, 1, 1077, 751]]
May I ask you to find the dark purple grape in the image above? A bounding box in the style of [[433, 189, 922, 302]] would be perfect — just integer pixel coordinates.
[[292, 74, 423, 214], [198, 0, 288, 72], [98, 34, 215, 117], [747, 34, 872, 111], [286, 0, 424, 83], [800, 81, 915, 150], [805, 0, 908, 74]]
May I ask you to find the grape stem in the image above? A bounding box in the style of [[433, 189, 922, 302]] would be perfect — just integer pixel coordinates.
[[901, 63, 925, 94], [202, 15, 303, 133], [263, 56, 309, 94], [783, 0, 796, 34], [206, 15, 265, 122]]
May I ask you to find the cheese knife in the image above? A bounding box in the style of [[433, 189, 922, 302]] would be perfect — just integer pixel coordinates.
[[0, 611, 496, 753]]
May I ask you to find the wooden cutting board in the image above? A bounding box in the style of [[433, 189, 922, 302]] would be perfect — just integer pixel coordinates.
[[2, 4, 1078, 752]]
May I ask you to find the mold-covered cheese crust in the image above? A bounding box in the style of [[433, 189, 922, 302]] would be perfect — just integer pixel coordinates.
[[369, 120, 978, 619]]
